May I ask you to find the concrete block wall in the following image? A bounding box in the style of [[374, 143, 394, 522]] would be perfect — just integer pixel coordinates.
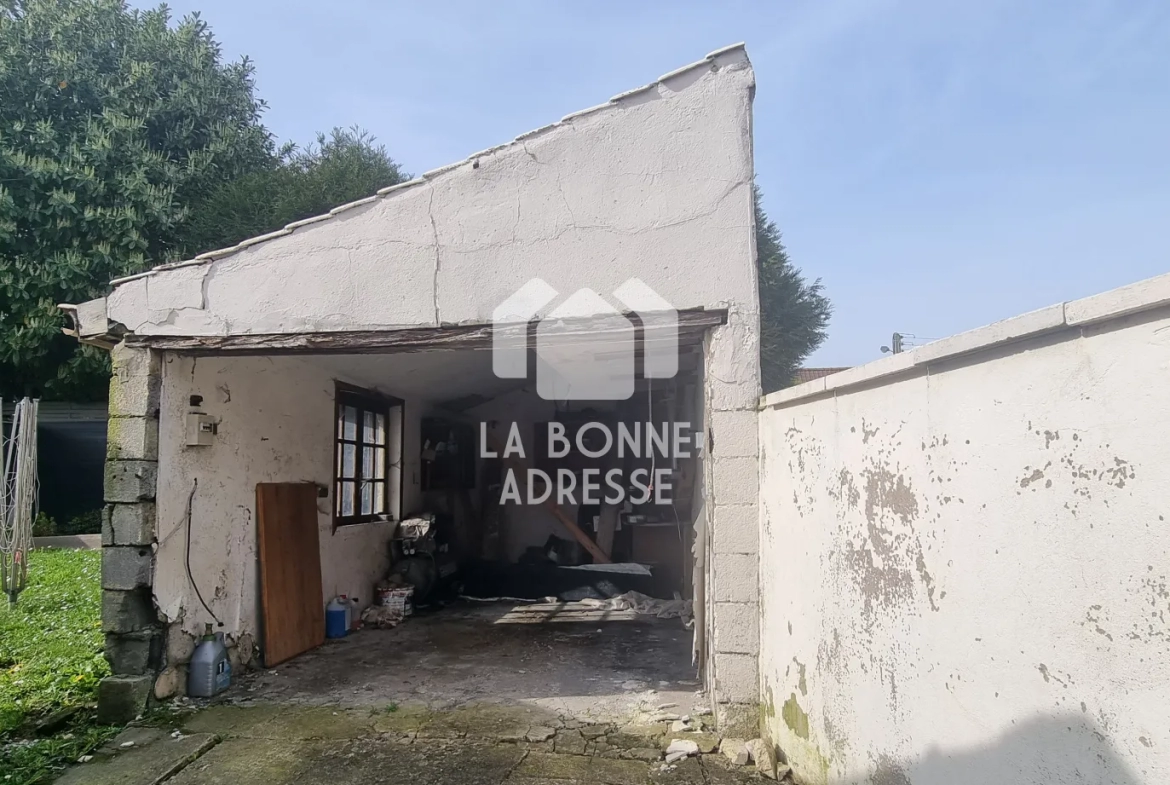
[[703, 315, 762, 733], [98, 343, 164, 723]]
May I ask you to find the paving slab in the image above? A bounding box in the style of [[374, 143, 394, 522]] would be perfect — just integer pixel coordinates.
[[417, 703, 564, 740], [589, 755, 654, 785], [181, 704, 286, 736], [514, 751, 656, 784], [164, 738, 318, 785], [647, 755, 705, 783], [168, 737, 527, 785], [702, 755, 770, 784], [52, 702, 768, 785], [183, 703, 375, 739], [54, 731, 216, 785]]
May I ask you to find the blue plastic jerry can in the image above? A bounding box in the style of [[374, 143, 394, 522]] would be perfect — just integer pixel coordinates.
[[326, 596, 349, 638]]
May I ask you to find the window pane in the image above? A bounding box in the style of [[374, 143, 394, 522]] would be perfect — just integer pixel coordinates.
[[342, 406, 358, 440], [373, 482, 385, 514], [342, 444, 356, 478], [375, 447, 385, 478], [340, 482, 355, 516], [360, 482, 372, 515], [375, 413, 386, 445], [363, 411, 376, 444], [362, 446, 374, 480]]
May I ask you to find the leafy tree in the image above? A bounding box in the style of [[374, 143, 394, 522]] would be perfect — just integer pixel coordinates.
[[0, 0, 273, 400], [755, 185, 832, 393], [179, 127, 407, 254]]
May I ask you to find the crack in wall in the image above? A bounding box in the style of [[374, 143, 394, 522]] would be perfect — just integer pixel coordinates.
[[427, 184, 441, 324]]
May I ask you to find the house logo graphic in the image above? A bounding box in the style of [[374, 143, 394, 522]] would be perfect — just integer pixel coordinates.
[[492, 278, 678, 400]]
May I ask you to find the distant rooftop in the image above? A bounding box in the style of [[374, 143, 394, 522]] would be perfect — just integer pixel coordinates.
[[793, 367, 851, 385]]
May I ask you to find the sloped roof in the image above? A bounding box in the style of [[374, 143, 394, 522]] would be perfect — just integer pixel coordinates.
[[86, 43, 757, 341], [108, 43, 749, 288], [793, 367, 851, 385]]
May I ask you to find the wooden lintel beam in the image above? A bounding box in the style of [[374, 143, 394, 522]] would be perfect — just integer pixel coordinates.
[[122, 308, 728, 356]]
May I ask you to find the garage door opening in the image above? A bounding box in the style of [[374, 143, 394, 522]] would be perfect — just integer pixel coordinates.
[[151, 311, 722, 724]]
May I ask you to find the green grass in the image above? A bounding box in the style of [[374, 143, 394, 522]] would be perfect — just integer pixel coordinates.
[[1, 724, 119, 785], [0, 548, 117, 783], [0, 549, 108, 732]]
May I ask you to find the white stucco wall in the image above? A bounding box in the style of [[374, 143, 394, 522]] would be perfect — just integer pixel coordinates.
[[104, 45, 757, 341], [154, 354, 427, 656], [758, 275, 1170, 784]]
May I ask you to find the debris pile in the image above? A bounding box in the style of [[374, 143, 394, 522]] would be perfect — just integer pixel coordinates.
[[578, 590, 692, 625], [720, 737, 750, 766], [663, 738, 699, 764], [360, 603, 404, 629]]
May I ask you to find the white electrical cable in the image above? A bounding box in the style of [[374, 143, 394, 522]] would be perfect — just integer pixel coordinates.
[[1, 398, 38, 605]]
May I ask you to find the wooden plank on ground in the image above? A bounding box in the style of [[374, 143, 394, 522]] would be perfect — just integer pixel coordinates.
[[256, 482, 325, 666], [494, 602, 643, 624]]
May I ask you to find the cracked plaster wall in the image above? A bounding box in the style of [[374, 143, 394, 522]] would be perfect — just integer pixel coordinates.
[[759, 304, 1170, 784], [105, 49, 757, 339], [153, 354, 429, 655]]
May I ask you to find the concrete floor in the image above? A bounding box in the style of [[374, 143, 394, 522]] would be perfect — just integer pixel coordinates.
[[228, 602, 704, 726], [59, 704, 773, 785], [56, 604, 783, 784]]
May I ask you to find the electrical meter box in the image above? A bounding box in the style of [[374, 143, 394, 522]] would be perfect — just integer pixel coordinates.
[[186, 413, 217, 446]]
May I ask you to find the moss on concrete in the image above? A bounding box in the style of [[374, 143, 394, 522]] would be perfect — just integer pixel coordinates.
[[414, 703, 561, 740], [182, 704, 378, 740], [515, 750, 594, 779], [181, 705, 290, 737], [57, 700, 783, 784], [781, 693, 809, 740]]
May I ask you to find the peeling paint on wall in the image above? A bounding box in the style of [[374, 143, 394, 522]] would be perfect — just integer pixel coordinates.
[[759, 297, 1170, 783], [782, 693, 810, 740], [153, 355, 412, 643], [1129, 568, 1169, 645], [836, 459, 938, 624]]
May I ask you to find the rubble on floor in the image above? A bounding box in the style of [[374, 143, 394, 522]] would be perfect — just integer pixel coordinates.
[[745, 737, 785, 780], [359, 603, 404, 629], [458, 560, 663, 602], [721, 737, 751, 766], [664, 737, 700, 763], [579, 590, 693, 625]]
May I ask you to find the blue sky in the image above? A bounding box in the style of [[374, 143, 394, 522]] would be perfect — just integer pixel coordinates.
[[137, 0, 1169, 366]]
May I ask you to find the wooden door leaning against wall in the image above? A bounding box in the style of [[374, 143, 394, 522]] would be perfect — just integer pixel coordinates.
[[256, 482, 325, 666]]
